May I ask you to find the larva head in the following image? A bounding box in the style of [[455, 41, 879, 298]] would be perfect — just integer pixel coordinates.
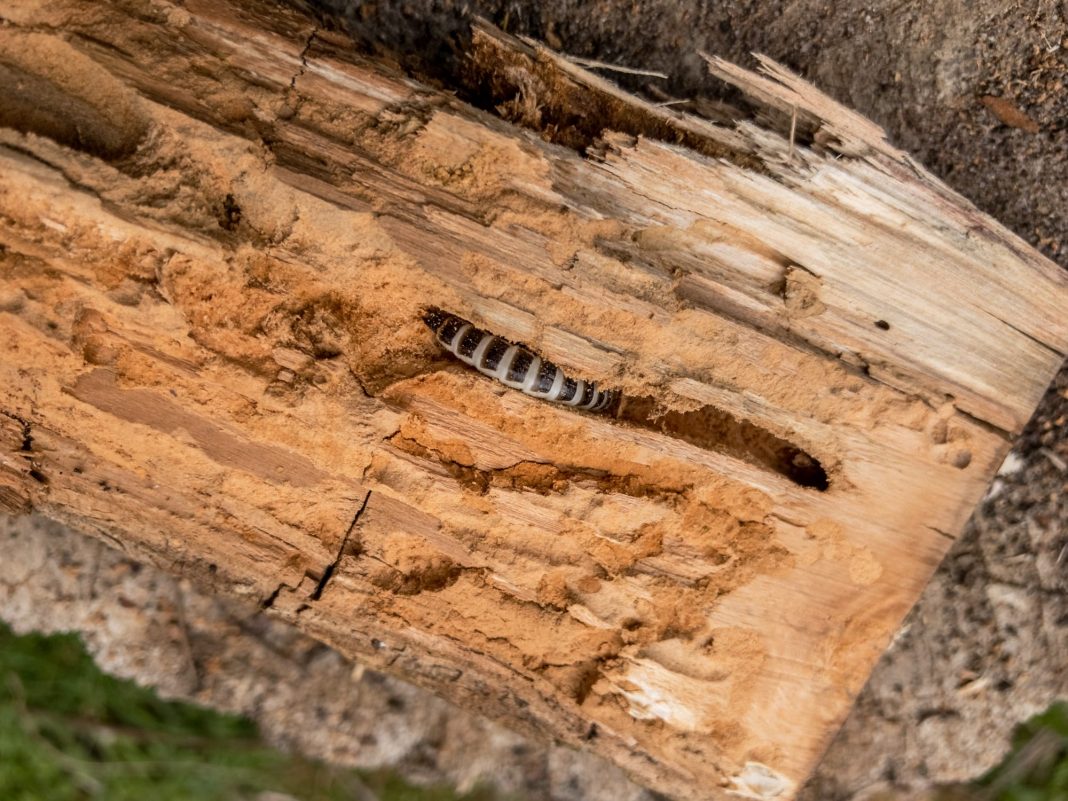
[[422, 306, 448, 333]]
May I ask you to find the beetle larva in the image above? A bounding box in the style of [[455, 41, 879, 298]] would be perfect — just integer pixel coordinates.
[[423, 308, 619, 413]]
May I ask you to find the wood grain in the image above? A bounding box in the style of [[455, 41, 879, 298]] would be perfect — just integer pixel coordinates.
[[0, 1, 1065, 798]]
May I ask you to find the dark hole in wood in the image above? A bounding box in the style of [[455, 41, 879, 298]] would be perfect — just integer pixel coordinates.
[[310, 563, 336, 601], [219, 193, 242, 231], [618, 396, 829, 491], [874, 319, 890, 330]]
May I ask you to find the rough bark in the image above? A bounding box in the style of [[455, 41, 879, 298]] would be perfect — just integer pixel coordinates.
[[0, 1, 1066, 799]]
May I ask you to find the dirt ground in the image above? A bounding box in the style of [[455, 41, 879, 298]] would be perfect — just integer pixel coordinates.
[[0, 1, 1064, 799]]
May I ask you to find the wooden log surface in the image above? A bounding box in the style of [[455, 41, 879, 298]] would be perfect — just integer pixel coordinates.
[[0, 1, 1066, 798]]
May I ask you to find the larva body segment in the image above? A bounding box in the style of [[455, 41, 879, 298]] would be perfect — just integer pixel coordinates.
[[423, 308, 618, 413]]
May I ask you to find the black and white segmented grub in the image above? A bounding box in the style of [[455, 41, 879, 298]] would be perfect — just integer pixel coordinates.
[[423, 308, 619, 413]]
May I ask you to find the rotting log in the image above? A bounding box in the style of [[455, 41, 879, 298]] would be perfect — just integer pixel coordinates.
[[1, 1, 1066, 799]]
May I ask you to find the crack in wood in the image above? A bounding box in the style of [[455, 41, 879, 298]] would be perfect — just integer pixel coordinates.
[[1, 410, 47, 489], [290, 27, 318, 91], [988, 309, 1065, 360], [926, 525, 957, 542], [311, 489, 372, 601], [260, 582, 290, 610]]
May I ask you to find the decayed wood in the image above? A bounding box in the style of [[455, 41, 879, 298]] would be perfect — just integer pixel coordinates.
[[0, 1, 1066, 799]]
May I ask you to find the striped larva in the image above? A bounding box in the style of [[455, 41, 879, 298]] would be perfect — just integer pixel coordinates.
[[423, 308, 619, 413]]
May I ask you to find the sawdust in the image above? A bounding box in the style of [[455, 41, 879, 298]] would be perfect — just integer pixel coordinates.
[[391, 575, 624, 674], [0, 30, 148, 159], [371, 530, 462, 594], [782, 266, 827, 319], [803, 519, 884, 587]]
